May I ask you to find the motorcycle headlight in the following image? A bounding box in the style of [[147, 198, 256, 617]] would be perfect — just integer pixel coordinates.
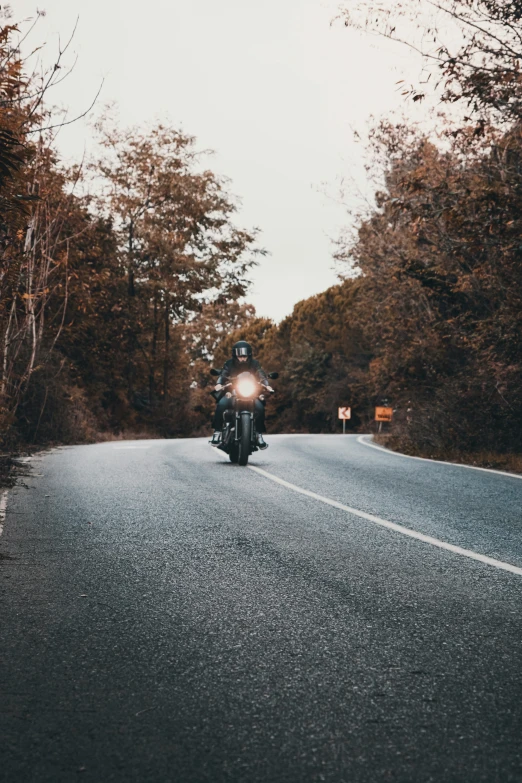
[[237, 379, 256, 397]]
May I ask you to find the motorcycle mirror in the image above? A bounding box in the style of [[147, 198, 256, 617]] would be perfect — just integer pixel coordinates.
[[268, 372, 279, 380], [210, 368, 221, 377]]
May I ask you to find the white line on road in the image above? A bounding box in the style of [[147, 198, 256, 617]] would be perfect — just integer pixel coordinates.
[[248, 465, 522, 577], [357, 435, 522, 480], [0, 490, 8, 537], [112, 445, 152, 450]]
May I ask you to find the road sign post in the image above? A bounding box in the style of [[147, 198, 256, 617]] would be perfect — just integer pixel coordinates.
[[338, 407, 351, 434], [374, 406, 393, 433]]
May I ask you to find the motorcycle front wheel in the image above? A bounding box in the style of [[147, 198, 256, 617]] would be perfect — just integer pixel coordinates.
[[238, 412, 251, 466]]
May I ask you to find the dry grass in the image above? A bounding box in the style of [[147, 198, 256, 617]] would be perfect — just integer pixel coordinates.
[[375, 435, 522, 475], [0, 454, 32, 491], [94, 429, 164, 442]]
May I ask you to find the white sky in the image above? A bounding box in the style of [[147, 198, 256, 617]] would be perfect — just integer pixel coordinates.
[[16, 0, 429, 322]]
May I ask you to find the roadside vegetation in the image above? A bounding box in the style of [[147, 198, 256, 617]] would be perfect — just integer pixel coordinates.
[[0, 12, 261, 459], [2, 2, 522, 472], [208, 0, 522, 471]]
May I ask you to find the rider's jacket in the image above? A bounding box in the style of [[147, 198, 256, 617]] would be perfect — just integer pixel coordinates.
[[217, 358, 269, 388]]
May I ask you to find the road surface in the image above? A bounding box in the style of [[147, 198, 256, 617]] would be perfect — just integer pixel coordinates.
[[1, 434, 522, 782]]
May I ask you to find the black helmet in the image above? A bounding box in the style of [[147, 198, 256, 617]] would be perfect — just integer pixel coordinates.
[[232, 340, 252, 361]]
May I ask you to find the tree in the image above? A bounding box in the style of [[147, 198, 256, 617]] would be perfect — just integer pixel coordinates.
[[208, 281, 370, 435], [0, 15, 85, 444], [341, 0, 522, 126], [333, 118, 522, 453], [0, 13, 267, 447], [94, 119, 262, 416]]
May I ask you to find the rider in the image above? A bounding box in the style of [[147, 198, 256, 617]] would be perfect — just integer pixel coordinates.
[[211, 340, 273, 449]]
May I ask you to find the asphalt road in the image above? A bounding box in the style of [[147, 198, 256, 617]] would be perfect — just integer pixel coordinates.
[[2, 434, 522, 783]]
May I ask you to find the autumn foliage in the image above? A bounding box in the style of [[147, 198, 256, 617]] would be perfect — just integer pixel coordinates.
[[0, 17, 260, 447], [2, 5, 522, 465], [208, 1, 522, 460]]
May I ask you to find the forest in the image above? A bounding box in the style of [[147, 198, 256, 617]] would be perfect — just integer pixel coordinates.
[[2, 1, 522, 470]]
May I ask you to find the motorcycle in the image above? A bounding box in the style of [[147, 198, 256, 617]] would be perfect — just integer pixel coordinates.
[[209, 368, 279, 465]]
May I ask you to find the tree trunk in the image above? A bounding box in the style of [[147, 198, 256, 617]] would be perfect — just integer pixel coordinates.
[[163, 300, 170, 400], [1, 298, 16, 401], [149, 295, 158, 405], [128, 219, 135, 297]]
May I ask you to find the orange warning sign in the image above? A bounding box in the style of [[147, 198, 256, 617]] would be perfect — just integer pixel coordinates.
[[375, 407, 393, 422]]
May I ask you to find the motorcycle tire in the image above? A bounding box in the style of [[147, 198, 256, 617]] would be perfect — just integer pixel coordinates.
[[238, 412, 251, 466], [229, 444, 239, 463]]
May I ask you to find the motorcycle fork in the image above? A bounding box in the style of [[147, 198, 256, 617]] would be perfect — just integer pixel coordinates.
[[222, 422, 232, 445], [234, 410, 255, 444], [222, 410, 234, 444]]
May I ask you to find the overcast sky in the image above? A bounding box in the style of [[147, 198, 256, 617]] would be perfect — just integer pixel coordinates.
[[17, 0, 427, 322]]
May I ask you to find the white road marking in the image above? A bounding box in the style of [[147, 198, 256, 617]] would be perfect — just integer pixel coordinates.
[[357, 435, 522, 480], [248, 465, 522, 577], [112, 445, 151, 450], [0, 490, 8, 537]]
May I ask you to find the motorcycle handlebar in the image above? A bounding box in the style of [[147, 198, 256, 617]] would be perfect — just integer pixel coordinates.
[[212, 382, 275, 396], [218, 381, 274, 391]]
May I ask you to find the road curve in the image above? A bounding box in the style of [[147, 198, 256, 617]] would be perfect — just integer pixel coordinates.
[[1, 434, 522, 782]]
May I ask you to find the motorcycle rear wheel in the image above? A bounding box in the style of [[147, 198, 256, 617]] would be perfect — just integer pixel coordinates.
[[238, 412, 251, 466]]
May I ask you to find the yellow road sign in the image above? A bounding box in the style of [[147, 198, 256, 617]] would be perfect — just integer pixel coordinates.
[[338, 407, 351, 420], [375, 407, 393, 422]]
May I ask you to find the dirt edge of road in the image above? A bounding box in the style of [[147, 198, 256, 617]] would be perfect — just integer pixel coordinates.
[[373, 434, 522, 477]]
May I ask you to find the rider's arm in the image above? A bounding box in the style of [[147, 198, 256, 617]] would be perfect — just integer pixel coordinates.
[[217, 361, 232, 387], [253, 361, 269, 387]]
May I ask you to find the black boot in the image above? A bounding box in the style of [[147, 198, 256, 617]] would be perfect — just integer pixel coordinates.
[[257, 433, 268, 450]]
